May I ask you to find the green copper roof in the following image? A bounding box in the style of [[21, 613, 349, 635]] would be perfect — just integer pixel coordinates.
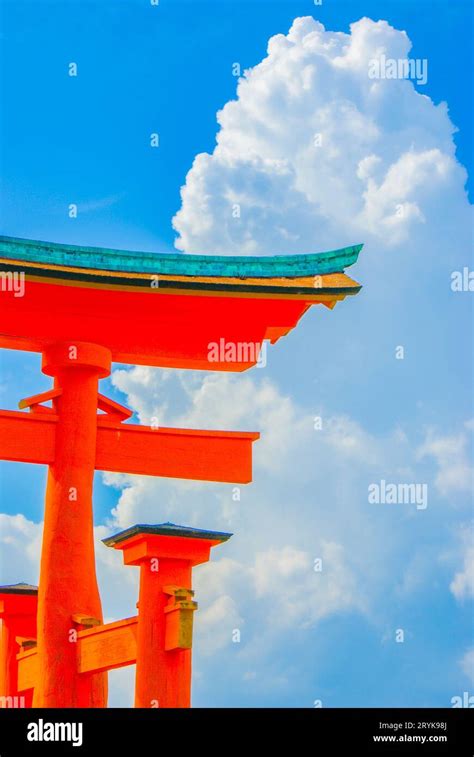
[[0, 236, 363, 278]]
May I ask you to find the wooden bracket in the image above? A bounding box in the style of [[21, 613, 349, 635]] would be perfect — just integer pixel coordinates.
[[18, 388, 62, 413], [163, 586, 197, 651], [72, 614, 101, 628], [97, 393, 133, 421], [15, 636, 37, 650]]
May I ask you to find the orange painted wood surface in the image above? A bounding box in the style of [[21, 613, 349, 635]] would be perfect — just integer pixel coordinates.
[[118, 533, 217, 567], [106, 527, 230, 708], [16, 647, 37, 692], [33, 343, 109, 708], [0, 410, 56, 465], [17, 616, 139, 690], [0, 592, 37, 706], [78, 617, 138, 675], [134, 558, 193, 708], [0, 410, 258, 483], [0, 279, 317, 369], [95, 421, 258, 482]]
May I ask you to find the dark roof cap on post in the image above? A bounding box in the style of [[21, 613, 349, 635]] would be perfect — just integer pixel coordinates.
[[0, 582, 38, 595], [102, 522, 232, 548]]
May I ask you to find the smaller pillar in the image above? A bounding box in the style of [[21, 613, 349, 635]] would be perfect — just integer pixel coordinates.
[[103, 522, 231, 708], [0, 583, 38, 708]]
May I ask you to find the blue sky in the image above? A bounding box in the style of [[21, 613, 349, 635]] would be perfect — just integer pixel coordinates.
[[0, 0, 473, 707], [1, 0, 472, 250]]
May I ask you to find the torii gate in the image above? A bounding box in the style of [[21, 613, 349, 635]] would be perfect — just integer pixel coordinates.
[[0, 235, 363, 707]]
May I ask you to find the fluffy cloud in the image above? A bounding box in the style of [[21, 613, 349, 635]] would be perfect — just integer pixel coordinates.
[[2, 14, 472, 707], [194, 540, 360, 656], [1, 364, 472, 704], [417, 422, 474, 500], [460, 648, 474, 684], [105, 366, 471, 605], [252, 541, 361, 627], [0, 515, 138, 622], [107, 366, 416, 536], [0, 513, 42, 585], [450, 531, 474, 601], [172, 16, 470, 255], [188, 556, 247, 657]]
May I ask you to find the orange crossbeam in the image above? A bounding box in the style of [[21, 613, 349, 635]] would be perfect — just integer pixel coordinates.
[[0, 410, 56, 465], [78, 617, 138, 675], [95, 418, 258, 482], [0, 409, 259, 483], [16, 647, 37, 693], [17, 616, 139, 691]]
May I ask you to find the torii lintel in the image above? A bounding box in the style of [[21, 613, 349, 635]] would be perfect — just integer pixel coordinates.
[[0, 407, 259, 484]]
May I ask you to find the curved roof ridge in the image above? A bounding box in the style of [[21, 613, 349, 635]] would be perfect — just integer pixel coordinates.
[[0, 235, 363, 278]]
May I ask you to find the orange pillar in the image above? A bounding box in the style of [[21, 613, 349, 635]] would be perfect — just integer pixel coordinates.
[[33, 341, 110, 707], [0, 584, 37, 708], [103, 523, 231, 708]]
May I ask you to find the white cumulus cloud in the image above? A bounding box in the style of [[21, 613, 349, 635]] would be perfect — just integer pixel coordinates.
[[460, 648, 474, 684], [172, 16, 470, 255], [450, 529, 474, 601], [418, 422, 474, 500]]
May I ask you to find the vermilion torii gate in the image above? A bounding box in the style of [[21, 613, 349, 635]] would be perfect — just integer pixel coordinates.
[[0, 235, 363, 707]]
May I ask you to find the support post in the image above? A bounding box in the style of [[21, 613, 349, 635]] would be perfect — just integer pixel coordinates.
[[33, 341, 110, 707], [0, 584, 37, 708], [103, 523, 231, 708]]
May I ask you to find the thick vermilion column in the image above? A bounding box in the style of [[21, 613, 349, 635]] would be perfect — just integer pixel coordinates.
[[103, 524, 231, 708], [33, 342, 110, 707], [0, 585, 37, 708], [136, 557, 192, 708]]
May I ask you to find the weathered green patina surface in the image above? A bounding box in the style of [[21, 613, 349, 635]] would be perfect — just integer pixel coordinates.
[[0, 236, 363, 278]]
